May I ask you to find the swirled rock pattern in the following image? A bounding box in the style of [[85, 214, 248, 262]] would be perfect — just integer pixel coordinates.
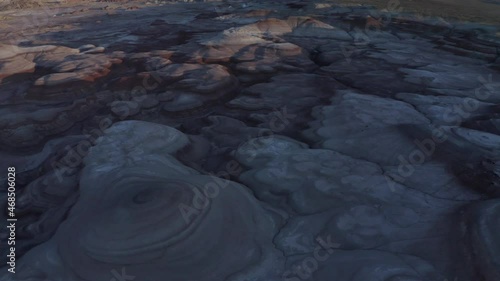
[[0, 1, 499, 281], [8, 121, 283, 281]]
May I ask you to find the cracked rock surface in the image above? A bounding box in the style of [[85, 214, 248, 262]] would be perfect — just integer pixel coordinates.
[[0, 1, 499, 281]]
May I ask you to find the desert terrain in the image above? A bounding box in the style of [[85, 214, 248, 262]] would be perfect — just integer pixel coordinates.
[[0, 1, 499, 281]]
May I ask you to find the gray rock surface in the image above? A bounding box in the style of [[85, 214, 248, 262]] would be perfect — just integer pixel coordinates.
[[0, 1, 499, 281]]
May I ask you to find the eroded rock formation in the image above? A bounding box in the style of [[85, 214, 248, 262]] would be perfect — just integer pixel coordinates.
[[0, 1, 499, 281]]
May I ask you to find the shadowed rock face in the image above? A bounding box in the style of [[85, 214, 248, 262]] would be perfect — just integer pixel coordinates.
[[455, 200, 500, 281], [0, 1, 499, 281], [10, 121, 283, 281]]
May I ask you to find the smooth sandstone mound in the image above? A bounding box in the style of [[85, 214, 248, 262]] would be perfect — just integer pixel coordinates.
[[192, 16, 345, 68], [202, 17, 349, 47], [0, 43, 123, 87], [201, 18, 292, 47], [147, 63, 235, 94], [138, 63, 239, 113], [0, 45, 79, 83], [304, 90, 430, 165], [80, 120, 192, 176], [0, 44, 36, 82], [303, 90, 493, 200], [285, 16, 352, 40], [228, 73, 333, 112], [0, 99, 100, 148], [396, 93, 494, 126], [0, 57, 35, 81], [9, 121, 283, 281], [34, 51, 123, 87]]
